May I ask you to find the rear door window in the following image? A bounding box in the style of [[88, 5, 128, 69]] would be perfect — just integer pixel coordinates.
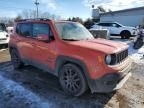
[[98, 23, 110, 27], [16, 24, 20, 34], [16, 23, 32, 37]]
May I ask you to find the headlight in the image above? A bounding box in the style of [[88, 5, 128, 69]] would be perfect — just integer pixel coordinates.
[[105, 55, 112, 65]]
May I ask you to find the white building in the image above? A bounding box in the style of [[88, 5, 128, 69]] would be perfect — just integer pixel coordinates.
[[92, 7, 144, 27]]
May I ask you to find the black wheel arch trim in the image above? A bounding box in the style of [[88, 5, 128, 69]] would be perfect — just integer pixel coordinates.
[[9, 43, 22, 59], [9, 43, 18, 51], [55, 55, 95, 92]]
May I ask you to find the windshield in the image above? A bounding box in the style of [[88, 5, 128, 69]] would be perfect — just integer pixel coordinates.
[[0, 24, 6, 32], [115, 22, 123, 27], [55, 22, 94, 40]]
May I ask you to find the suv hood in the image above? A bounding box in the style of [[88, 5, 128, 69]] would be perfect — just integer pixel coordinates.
[[68, 38, 128, 54], [123, 26, 136, 29]]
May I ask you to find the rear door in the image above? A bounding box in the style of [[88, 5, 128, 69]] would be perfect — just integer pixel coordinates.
[[15, 23, 34, 62], [109, 23, 121, 35], [98, 23, 110, 29], [30, 22, 57, 72]]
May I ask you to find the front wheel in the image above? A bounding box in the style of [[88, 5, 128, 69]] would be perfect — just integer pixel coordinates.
[[121, 31, 131, 39], [59, 64, 88, 96]]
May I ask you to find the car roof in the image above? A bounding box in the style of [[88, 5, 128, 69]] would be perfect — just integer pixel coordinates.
[[15, 18, 76, 24], [98, 22, 118, 23], [15, 18, 52, 23], [55, 20, 79, 24]]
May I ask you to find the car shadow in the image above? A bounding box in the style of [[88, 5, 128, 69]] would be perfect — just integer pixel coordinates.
[[0, 61, 116, 108]]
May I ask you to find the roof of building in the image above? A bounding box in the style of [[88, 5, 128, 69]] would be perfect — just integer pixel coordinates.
[[100, 6, 144, 15]]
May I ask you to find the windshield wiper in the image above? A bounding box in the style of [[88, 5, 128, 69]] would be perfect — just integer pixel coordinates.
[[62, 39, 79, 41]]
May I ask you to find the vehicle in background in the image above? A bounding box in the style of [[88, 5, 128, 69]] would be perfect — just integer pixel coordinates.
[[91, 22, 137, 39], [0, 23, 9, 46], [9, 19, 132, 96], [7, 26, 14, 35]]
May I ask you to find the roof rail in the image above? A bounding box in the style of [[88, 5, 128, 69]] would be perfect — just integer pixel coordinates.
[[15, 18, 51, 22]]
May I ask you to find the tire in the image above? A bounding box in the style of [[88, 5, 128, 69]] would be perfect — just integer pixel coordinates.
[[59, 64, 88, 96], [120, 31, 131, 39], [10, 49, 24, 69], [121, 33, 125, 39]]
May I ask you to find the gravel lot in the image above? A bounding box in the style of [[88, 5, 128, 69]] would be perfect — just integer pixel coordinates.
[[0, 46, 144, 108]]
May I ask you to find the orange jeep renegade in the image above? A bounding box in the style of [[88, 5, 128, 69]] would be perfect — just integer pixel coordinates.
[[9, 19, 132, 96]]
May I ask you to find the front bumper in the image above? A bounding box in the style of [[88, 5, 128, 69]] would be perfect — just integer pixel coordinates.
[[131, 29, 138, 36], [89, 62, 132, 93], [0, 38, 9, 45]]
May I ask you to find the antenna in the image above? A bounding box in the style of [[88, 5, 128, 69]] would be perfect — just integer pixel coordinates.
[[35, 0, 40, 18]]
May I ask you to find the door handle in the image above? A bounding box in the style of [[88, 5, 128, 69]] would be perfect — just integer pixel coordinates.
[[31, 42, 35, 45]]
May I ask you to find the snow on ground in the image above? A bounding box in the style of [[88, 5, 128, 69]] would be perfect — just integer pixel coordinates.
[[128, 43, 144, 63], [0, 73, 51, 108]]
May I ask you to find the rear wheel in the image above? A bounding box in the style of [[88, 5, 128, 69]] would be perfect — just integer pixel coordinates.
[[59, 64, 88, 96], [10, 49, 23, 69]]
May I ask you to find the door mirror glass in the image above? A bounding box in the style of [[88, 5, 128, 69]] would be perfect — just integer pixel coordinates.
[[37, 34, 50, 42]]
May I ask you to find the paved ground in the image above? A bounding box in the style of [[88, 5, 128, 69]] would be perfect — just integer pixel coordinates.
[[0, 47, 144, 108], [0, 48, 10, 63]]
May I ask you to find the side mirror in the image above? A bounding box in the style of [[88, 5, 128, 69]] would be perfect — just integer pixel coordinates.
[[37, 34, 50, 42]]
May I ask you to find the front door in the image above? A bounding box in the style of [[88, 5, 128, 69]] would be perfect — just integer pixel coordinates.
[[31, 22, 57, 73]]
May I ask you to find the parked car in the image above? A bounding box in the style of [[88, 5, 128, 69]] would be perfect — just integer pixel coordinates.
[[7, 26, 14, 34], [91, 22, 137, 39], [0, 23, 9, 46], [9, 19, 132, 96]]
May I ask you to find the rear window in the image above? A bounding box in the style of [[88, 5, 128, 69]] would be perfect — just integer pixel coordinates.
[[16, 23, 31, 37]]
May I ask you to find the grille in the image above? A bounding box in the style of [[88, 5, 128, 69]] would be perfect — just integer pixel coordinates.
[[110, 49, 128, 65], [115, 49, 128, 64], [0, 38, 6, 40]]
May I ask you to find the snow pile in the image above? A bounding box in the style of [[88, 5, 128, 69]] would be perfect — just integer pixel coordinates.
[[128, 42, 144, 63], [0, 74, 51, 108]]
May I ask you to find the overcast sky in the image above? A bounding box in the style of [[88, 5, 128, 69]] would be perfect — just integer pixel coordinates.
[[0, 0, 144, 20]]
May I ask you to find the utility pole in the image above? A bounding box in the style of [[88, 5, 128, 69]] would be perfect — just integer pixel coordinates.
[[35, 0, 39, 18]]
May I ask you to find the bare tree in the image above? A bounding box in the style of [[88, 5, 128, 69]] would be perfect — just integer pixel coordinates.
[[15, 15, 22, 20], [17, 9, 61, 20], [98, 6, 106, 13]]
